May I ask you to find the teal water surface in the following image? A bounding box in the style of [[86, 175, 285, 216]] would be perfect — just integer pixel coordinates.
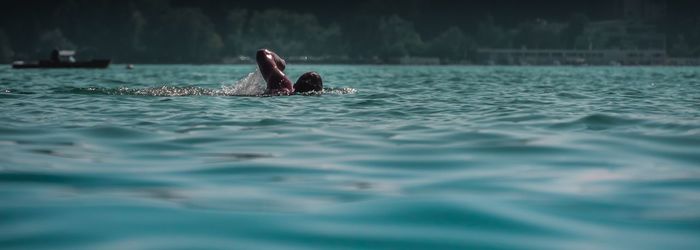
[[1, 65, 699, 249]]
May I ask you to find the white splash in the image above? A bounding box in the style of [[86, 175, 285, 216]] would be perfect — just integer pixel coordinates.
[[88, 69, 356, 97], [323, 87, 357, 95], [217, 69, 266, 96]]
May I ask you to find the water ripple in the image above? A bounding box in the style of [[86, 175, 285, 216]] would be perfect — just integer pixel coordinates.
[[1, 65, 699, 249]]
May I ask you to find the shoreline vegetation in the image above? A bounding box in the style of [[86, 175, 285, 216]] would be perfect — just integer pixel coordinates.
[[215, 52, 700, 66], [1, 0, 699, 66]]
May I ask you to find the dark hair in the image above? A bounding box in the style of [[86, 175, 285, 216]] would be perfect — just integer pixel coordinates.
[[294, 72, 323, 93]]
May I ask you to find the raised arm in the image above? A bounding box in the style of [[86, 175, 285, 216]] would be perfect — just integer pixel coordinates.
[[271, 50, 286, 71], [256, 49, 293, 94]]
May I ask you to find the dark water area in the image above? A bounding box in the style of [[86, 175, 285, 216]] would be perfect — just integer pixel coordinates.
[[1, 65, 699, 249]]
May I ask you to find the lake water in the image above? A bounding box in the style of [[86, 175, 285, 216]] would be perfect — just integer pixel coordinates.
[[1, 65, 699, 249]]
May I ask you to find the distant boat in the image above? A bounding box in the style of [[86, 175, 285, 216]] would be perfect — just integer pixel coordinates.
[[12, 50, 110, 69]]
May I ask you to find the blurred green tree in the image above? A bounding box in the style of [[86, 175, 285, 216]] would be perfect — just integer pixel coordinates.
[[513, 19, 563, 49], [37, 29, 76, 51], [243, 9, 343, 57], [476, 15, 509, 48], [0, 29, 14, 62], [146, 8, 223, 63], [562, 13, 589, 49], [428, 26, 475, 63], [377, 15, 423, 60], [223, 9, 249, 57]]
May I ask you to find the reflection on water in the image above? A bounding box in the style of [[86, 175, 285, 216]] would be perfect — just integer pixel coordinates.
[[1, 65, 699, 249]]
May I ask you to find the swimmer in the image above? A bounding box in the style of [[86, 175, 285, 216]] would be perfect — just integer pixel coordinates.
[[255, 49, 322, 95]]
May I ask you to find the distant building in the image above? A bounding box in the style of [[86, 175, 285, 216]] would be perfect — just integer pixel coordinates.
[[615, 0, 667, 22], [397, 56, 440, 65], [476, 48, 667, 65], [576, 20, 666, 50], [666, 57, 700, 66]]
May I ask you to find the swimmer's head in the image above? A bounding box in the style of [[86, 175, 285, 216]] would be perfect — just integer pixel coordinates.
[[294, 72, 323, 93]]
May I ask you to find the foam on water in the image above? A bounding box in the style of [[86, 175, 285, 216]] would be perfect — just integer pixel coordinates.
[[48, 69, 356, 97]]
